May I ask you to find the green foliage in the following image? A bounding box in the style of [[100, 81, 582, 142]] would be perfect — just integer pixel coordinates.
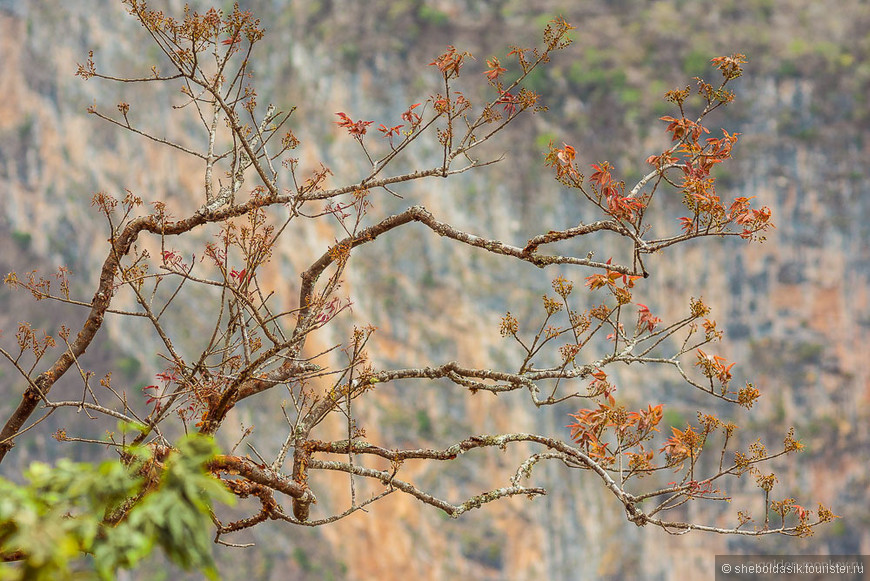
[[291, 546, 312, 572], [662, 408, 688, 431], [683, 48, 713, 78], [521, 65, 549, 94], [535, 131, 558, 151], [10, 231, 31, 251], [417, 5, 448, 27], [0, 434, 232, 581], [567, 47, 627, 97], [115, 355, 142, 380], [415, 409, 433, 439], [460, 529, 504, 569]]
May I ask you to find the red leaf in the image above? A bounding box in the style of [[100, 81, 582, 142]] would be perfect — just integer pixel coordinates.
[[335, 112, 373, 137], [484, 57, 507, 81], [589, 162, 613, 187]]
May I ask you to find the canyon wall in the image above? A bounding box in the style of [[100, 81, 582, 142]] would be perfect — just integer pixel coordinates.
[[1, 1, 868, 578]]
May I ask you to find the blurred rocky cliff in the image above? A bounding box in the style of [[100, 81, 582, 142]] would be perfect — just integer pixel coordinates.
[[1, 1, 869, 579]]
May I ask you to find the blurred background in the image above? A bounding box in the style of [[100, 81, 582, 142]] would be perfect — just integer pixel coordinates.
[[1, 1, 868, 579]]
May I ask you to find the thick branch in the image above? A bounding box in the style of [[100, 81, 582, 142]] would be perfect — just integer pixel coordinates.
[[522, 220, 629, 255], [0, 228, 130, 461], [209, 454, 314, 502], [297, 205, 635, 332], [0, 195, 285, 463]]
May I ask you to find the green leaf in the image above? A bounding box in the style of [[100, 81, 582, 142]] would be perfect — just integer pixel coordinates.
[[0, 433, 231, 579]]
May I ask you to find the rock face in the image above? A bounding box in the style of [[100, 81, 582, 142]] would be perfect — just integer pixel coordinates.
[[2, 1, 869, 579]]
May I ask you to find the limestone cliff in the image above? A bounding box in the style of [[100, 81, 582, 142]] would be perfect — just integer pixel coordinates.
[[1, 1, 868, 579]]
